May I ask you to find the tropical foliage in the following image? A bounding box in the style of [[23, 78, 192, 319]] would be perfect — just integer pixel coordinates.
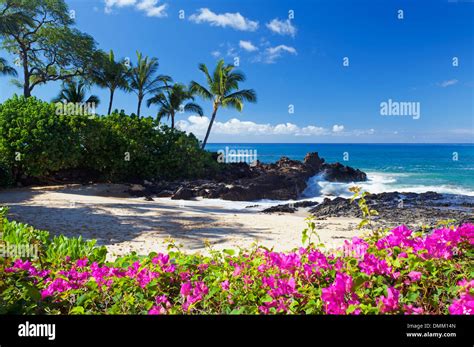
[[128, 51, 165, 117], [1, 206, 472, 315], [0, 0, 96, 97], [0, 96, 218, 184], [190, 59, 257, 148], [0, 56, 16, 76], [52, 79, 100, 106], [147, 79, 203, 129], [91, 50, 130, 115]]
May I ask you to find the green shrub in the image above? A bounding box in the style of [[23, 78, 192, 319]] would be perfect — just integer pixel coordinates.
[[0, 207, 106, 264], [0, 95, 85, 181], [0, 96, 219, 184]]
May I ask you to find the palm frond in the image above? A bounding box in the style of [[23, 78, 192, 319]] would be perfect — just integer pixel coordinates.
[[189, 81, 213, 100], [184, 102, 204, 116]]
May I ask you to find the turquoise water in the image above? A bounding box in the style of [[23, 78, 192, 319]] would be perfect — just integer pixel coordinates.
[[206, 144, 474, 196]]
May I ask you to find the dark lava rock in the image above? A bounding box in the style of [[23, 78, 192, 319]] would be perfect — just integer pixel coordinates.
[[321, 162, 367, 182], [155, 190, 174, 198], [262, 200, 319, 214], [309, 192, 474, 229], [262, 204, 297, 214], [171, 187, 195, 200], [129, 152, 367, 202]]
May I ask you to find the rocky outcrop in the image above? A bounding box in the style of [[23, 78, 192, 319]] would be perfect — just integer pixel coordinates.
[[262, 201, 319, 214], [308, 191, 474, 229], [321, 162, 367, 182], [171, 187, 195, 200], [128, 152, 368, 201]]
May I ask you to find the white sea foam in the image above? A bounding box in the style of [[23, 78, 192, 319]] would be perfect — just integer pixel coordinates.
[[302, 172, 474, 198]]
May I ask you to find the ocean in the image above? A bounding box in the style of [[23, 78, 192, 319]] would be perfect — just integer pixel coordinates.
[[206, 143, 474, 198]]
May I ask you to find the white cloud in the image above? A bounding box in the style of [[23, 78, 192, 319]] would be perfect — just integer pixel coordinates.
[[136, 0, 167, 17], [438, 79, 458, 88], [104, 0, 167, 17], [256, 44, 297, 64], [211, 50, 221, 58], [189, 8, 259, 31], [332, 124, 344, 133], [177, 117, 362, 139], [239, 40, 258, 52], [266, 18, 297, 37]]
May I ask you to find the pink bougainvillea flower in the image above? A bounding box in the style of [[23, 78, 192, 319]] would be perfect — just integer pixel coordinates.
[[359, 253, 392, 277], [408, 271, 422, 282], [76, 258, 88, 268], [449, 279, 474, 315], [378, 287, 400, 313], [404, 304, 424, 315], [181, 281, 209, 311], [321, 272, 359, 315], [180, 282, 192, 297], [148, 306, 166, 315], [221, 280, 230, 291]]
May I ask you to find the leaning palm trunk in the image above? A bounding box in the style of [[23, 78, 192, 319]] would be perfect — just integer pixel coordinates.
[[107, 90, 115, 115], [201, 106, 218, 149], [137, 96, 143, 117]]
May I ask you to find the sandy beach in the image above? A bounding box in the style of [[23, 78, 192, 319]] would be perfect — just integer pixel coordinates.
[[0, 184, 365, 260]]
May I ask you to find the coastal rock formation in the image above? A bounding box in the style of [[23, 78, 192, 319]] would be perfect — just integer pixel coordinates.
[[309, 192, 474, 229], [321, 162, 367, 182], [128, 152, 368, 201], [261, 201, 319, 214]]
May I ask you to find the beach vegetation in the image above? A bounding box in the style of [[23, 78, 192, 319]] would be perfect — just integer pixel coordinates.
[[1, 207, 472, 315]]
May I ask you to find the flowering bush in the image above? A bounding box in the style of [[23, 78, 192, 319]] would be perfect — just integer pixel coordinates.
[[1, 213, 472, 315]]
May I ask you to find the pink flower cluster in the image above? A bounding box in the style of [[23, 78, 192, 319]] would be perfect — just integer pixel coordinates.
[[148, 295, 171, 315], [321, 273, 360, 314], [449, 280, 474, 315], [180, 281, 209, 311], [4, 224, 472, 315], [377, 224, 474, 260], [377, 287, 400, 313], [359, 253, 393, 277]]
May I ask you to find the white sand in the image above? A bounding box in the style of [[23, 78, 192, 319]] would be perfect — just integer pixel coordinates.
[[0, 184, 366, 260]]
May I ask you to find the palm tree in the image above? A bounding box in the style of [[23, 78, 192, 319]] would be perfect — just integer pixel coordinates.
[[128, 51, 164, 117], [91, 50, 129, 115], [147, 79, 203, 129], [0, 6, 33, 34], [0, 57, 17, 76], [190, 59, 257, 149], [52, 80, 100, 115]]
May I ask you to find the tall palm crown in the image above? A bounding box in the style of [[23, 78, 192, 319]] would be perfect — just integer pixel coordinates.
[[52, 80, 100, 105], [0, 6, 33, 34], [0, 57, 17, 76], [128, 51, 163, 117], [147, 79, 203, 129], [190, 59, 257, 149], [92, 50, 129, 115]]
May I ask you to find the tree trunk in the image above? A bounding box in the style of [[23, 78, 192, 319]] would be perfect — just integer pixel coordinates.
[[107, 89, 115, 115], [201, 106, 218, 149], [137, 96, 142, 117], [22, 52, 31, 98], [171, 112, 175, 129]]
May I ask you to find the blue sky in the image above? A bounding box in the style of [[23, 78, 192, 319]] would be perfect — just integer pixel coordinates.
[[0, 0, 473, 143]]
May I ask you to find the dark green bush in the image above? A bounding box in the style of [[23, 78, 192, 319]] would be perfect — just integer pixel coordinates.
[[0, 96, 218, 185], [0, 95, 84, 182]]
